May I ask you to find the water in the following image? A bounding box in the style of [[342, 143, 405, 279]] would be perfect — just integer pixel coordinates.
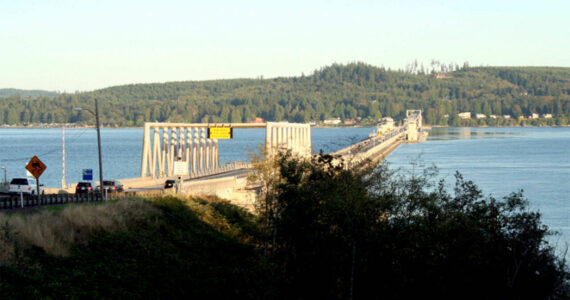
[[386, 127, 570, 252], [0, 126, 568, 251]]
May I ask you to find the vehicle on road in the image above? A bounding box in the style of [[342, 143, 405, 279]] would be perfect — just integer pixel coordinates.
[[164, 179, 176, 189], [75, 182, 93, 194], [96, 180, 124, 193], [9, 178, 44, 195]]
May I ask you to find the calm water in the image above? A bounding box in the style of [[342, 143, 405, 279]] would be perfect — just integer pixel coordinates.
[[0, 126, 568, 250], [386, 127, 570, 252]]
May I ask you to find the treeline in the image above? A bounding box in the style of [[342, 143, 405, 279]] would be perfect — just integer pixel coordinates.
[[1, 63, 569, 126], [0, 88, 59, 99]]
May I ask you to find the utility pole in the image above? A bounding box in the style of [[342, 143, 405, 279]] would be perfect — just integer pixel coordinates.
[[62, 126, 66, 189], [95, 98, 105, 201], [74, 98, 105, 201]]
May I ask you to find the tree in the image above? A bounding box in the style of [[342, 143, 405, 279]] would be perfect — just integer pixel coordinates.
[[512, 104, 523, 118], [230, 108, 242, 123], [260, 153, 569, 299]]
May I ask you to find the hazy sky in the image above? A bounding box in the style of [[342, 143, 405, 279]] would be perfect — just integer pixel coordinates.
[[1, 0, 568, 92]]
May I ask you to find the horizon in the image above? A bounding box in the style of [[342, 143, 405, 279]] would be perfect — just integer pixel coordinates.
[[3, 63, 568, 94], [2, 0, 569, 92]]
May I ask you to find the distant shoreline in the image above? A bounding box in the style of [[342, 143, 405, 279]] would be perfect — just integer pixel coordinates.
[[0, 123, 568, 129]]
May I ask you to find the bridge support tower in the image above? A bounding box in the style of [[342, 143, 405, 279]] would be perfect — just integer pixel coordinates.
[[140, 122, 311, 179], [405, 110, 423, 142]]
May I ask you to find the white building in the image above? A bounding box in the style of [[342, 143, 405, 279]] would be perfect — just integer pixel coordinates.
[[475, 114, 486, 119], [543, 114, 553, 119], [490, 115, 498, 119], [323, 118, 341, 125], [503, 115, 511, 119], [458, 112, 471, 119]]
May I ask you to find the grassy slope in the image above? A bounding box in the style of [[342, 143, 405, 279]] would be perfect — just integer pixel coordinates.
[[0, 196, 268, 299]]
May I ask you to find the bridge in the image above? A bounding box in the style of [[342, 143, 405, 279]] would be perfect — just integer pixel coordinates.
[[126, 110, 426, 210], [331, 110, 426, 168], [1, 111, 426, 211]]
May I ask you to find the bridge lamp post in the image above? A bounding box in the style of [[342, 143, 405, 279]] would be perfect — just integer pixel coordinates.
[[74, 98, 105, 201], [1, 166, 6, 187]]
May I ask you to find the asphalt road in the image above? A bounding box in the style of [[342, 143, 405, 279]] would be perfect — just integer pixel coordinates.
[[125, 168, 252, 193]]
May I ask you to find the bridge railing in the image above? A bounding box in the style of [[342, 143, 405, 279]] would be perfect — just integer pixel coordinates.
[[0, 190, 171, 210], [0, 193, 103, 209]]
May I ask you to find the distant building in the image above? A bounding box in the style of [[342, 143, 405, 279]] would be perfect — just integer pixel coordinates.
[[343, 119, 357, 125], [530, 113, 539, 119], [475, 114, 486, 119], [248, 117, 264, 124], [503, 115, 511, 119], [543, 114, 553, 119], [490, 114, 498, 119], [444, 114, 449, 118], [458, 112, 471, 119], [436, 73, 452, 79], [323, 118, 341, 125]]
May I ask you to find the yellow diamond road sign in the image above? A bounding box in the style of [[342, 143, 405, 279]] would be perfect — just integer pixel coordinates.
[[26, 156, 47, 179]]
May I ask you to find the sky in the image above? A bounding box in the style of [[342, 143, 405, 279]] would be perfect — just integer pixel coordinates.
[[1, 0, 568, 92]]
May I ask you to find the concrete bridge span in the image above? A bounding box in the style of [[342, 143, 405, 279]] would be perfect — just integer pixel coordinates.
[[140, 122, 311, 179]]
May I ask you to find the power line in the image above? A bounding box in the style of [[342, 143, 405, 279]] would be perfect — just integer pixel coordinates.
[[0, 128, 91, 162]]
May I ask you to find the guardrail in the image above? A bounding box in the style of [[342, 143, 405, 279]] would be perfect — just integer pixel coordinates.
[[0, 189, 167, 210], [0, 193, 103, 209], [187, 161, 252, 179]]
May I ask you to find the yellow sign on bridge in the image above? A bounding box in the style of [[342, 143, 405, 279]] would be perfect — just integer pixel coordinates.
[[208, 127, 233, 139]]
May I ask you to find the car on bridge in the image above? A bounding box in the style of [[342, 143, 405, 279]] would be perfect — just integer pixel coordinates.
[[75, 182, 93, 194], [96, 180, 124, 193], [164, 179, 176, 189], [9, 178, 44, 195]]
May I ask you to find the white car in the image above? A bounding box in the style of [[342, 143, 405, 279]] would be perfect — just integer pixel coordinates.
[[9, 178, 44, 195]]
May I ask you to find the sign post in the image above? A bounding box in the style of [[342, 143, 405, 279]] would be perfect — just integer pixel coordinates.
[[25, 156, 46, 205], [173, 160, 187, 194]]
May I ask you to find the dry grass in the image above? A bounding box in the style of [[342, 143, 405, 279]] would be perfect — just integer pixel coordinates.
[[0, 198, 161, 264]]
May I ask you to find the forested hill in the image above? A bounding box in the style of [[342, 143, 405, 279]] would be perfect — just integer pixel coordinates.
[[1, 63, 569, 126], [0, 88, 59, 99]]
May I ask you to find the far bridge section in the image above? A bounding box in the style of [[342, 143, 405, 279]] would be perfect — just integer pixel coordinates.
[[140, 122, 311, 179], [331, 110, 427, 167]]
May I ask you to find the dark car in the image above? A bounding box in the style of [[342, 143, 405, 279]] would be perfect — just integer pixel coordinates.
[[164, 179, 176, 189], [75, 182, 93, 194], [96, 180, 124, 193]]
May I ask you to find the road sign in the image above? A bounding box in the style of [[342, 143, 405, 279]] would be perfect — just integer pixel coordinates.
[[83, 169, 93, 181], [208, 127, 233, 139], [25, 156, 46, 179], [174, 161, 188, 175]]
